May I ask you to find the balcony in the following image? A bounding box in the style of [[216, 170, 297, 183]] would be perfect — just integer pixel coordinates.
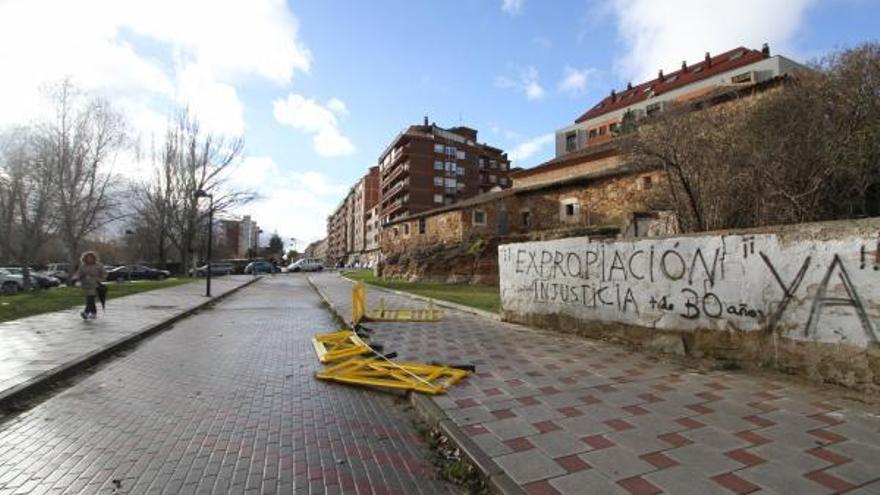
[[383, 179, 409, 200], [383, 199, 407, 217], [382, 161, 409, 188]]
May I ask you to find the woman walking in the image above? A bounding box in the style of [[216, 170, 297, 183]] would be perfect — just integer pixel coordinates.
[[74, 251, 106, 320]]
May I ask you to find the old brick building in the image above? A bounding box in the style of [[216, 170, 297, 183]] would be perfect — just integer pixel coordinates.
[[378, 120, 511, 224]]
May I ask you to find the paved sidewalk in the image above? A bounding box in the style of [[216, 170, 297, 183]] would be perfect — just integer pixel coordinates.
[[310, 273, 880, 495], [0, 276, 459, 494], [0, 276, 255, 404]]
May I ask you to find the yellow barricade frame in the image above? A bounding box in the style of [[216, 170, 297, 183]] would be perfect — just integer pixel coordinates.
[[315, 358, 470, 395], [351, 282, 443, 323], [311, 330, 371, 363]]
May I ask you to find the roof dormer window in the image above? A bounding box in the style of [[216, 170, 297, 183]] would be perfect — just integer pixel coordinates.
[[731, 50, 745, 60]]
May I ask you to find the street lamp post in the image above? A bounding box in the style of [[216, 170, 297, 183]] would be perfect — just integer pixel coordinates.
[[195, 189, 213, 297]]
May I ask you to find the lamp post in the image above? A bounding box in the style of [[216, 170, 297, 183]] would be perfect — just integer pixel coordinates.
[[195, 189, 213, 297]]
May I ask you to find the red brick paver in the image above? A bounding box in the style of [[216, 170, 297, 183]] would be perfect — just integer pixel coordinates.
[[311, 273, 880, 495]]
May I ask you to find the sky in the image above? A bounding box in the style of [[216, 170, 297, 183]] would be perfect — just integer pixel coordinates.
[[0, 0, 878, 249]]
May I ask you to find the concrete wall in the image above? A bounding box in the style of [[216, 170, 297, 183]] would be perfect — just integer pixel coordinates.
[[499, 218, 880, 390]]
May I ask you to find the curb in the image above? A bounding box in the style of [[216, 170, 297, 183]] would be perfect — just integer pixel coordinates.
[[0, 276, 262, 409], [307, 274, 524, 495], [339, 275, 501, 321]]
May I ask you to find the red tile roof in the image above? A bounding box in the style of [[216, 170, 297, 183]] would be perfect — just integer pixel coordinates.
[[574, 46, 769, 124]]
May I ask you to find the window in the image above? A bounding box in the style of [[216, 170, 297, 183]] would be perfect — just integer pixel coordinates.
[[598, 126, 606, 136], [609, 123, 619, 133], [479, 158, 485, 169], [521, 210, 531, 227], [403, 223, 410, 235], [565, 132, 577, 152], [434, 160, 443, 170], [434, 194, 443, 203], [472, 210, 486, 226], [588, 129, 598, 138], [489, 175, 497, 183], [730, 50, 745, 60], [499, 162, 507, 170], [455, 150, 466, 160], [489, 160, 497, 169], [418, 218, 426, 235], [446, 146, 456, 155], [445, 162, 456, 172], [642, 175, 653, 190], [731, 72, 752, 84], [499, 177, 507, 185], [561, 199, 579, 221], [445, 178, 457, 188], [434, 176, 444, 186], [433, 143, 445, 153]]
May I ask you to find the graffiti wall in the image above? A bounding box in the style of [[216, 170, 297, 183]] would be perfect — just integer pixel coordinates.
[[499, 230, 880, 348]]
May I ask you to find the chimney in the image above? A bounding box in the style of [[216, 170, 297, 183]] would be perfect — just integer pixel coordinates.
[[761, 42, 770, 56], [705, 51, 711, 66], [610, 89, 616, 100], [423, 115, 429, 126], [681, 60, 687, 72], [658, 69, 664, 81], [626, 82, 633, 90]]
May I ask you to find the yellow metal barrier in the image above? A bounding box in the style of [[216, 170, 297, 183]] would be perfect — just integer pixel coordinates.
[[315, 358, 470, 395], [352, 282, 367, 324], [311, 330, 371, 363], [351, 282, 443, 323]]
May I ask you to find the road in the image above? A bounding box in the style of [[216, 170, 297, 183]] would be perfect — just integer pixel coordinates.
[[0, 276, 458, 495]]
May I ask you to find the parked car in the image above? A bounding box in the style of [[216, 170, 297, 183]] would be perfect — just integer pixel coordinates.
[[192, 262, 234, 276], [106, 264, 171, 282], [1, 267, 60, 289], [285, 258, 324, 273], [45, 262, 71, 284], [0, 268, 24, 294], [244, 260, 279, 274]]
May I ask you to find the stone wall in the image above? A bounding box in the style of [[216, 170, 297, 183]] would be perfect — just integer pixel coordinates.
[[499, 218, 880, 392]]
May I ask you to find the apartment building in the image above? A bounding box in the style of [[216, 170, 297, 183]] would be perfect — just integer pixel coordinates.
[[325, 167, 381, 266], [378, 120, 511, 224], [554, 44, 806, 156]]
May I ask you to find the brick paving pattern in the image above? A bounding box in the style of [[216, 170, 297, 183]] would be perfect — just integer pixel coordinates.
[[0, 276, 253, 400], [311, 273, 880, 495], [0, 276, 459, 494]]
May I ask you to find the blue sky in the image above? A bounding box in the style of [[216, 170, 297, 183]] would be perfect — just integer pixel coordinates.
[[1, 0, 879, 246]]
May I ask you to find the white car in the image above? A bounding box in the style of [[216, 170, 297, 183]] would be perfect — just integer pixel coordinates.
[[0, 268, 24, 295], [285, 258, 324, 273]]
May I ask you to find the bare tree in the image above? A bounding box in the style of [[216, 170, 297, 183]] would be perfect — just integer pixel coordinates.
[[0, 127, 56, 287], [131, 109, 255, 273], [625, 42, 880, 232], [36, 80, 127, 274]]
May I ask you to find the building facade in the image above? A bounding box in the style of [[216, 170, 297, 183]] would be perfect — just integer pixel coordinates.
[[214, 215, 260, 259], [326, 167, 382, 267], [554, 44, 805, 156], [378, 121, 511, 225]]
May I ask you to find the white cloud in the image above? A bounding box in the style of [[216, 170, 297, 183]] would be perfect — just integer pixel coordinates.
[[508, 134, 554, 163], [501, 0, 524, 15], [326, 98, 349, 116], [607, 0, 814, 82], [230, 157, 347, 245], [495, 66, 545, 100], [273, 94, 355, 157], [0, 0, 310, 139], [558, 66, 594, 96]]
